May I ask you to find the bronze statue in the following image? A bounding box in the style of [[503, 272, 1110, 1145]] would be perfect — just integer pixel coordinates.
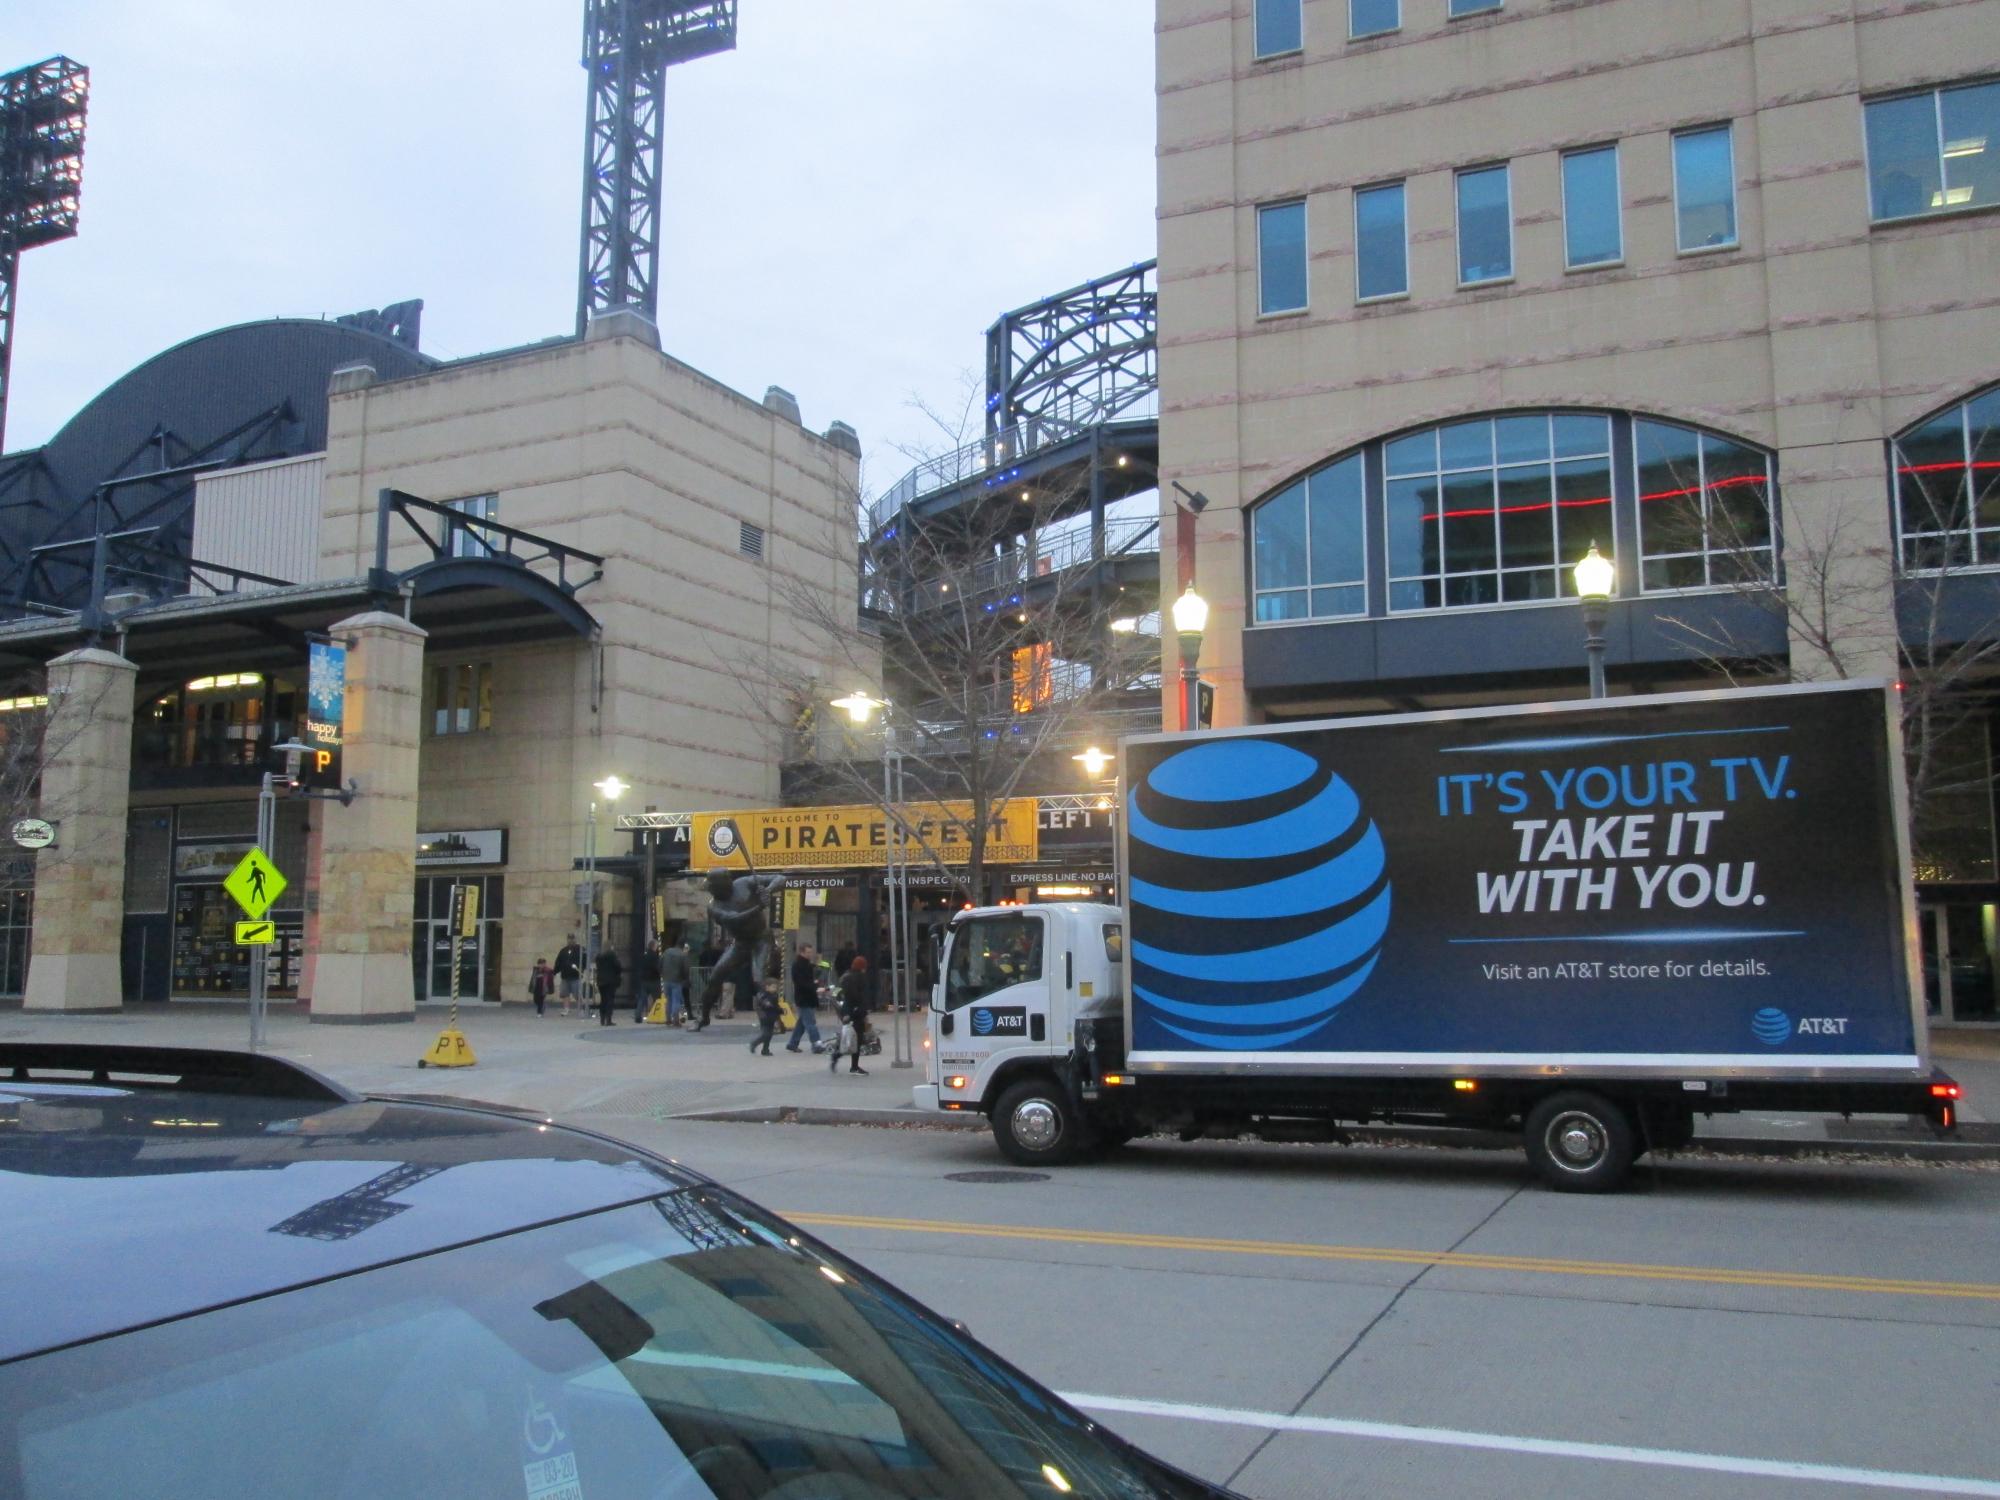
[[698, 866, 786, 1025]]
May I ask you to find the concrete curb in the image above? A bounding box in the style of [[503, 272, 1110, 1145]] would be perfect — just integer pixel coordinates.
[[675, 1104, 2000, 1162]]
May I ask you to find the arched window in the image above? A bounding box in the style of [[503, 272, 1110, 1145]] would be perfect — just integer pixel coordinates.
[[1894, 385, 2000, 570], [1251, 453, 1364, 622], [1245, 409, 1777, 621]]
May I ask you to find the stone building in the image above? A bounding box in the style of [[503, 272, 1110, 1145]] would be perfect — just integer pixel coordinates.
[[1154, 0, 2000, 1018], [0, 310, 862, 1019]]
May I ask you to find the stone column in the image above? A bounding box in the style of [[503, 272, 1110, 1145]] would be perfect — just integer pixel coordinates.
[[311, 610, 426, 1023], [24, 647, 138, 1012]]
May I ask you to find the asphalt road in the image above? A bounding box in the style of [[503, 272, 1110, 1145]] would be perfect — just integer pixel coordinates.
[[657, 1117, 2000, 1500]]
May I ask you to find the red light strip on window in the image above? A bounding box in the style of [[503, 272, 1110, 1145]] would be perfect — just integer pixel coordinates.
[[1420, 473, 1765, 524], [1896, 461, 2000, 475]]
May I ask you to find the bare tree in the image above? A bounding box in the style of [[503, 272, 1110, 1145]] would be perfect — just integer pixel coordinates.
[[741, 420, 1158, 902], [1652, 443, 2000, 876], [0, 661, 122, 906]]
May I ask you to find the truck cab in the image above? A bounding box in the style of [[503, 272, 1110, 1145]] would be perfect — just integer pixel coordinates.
[[914, 903, 1123, 1158]]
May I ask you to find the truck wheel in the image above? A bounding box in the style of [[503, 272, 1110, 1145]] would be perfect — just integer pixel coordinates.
[[1523, 1092, 1635, 1193], [992, 1079, 1086, 1165]]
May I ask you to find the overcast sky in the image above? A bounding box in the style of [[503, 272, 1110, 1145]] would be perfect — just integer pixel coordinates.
[[2, 1, 1156, 498]]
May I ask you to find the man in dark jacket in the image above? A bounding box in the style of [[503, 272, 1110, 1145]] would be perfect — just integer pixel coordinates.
[[830, 955, 870, 1075], [554, 934, 584, 1018], [634, 941, 663, 1023], [593, 947, 623, 1027], [785, 942, 823, 1053]]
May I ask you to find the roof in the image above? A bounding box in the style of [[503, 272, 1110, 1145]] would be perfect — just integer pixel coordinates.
[[0, 1045, 698, 1362]]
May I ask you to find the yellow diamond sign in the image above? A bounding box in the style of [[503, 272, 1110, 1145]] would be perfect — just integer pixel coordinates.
[[224, 848, 287, 920]]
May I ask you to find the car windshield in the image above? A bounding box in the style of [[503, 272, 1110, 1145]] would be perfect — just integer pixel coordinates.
[[1, 1189, 1202, 1500]]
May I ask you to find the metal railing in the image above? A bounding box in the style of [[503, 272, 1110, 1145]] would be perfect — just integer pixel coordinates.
[[867, 387, 1159, 532]]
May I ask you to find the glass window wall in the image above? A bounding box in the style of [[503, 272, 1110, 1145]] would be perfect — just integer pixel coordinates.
[[1254, 0, 1302, 57], [1894, 385, 2000, 570], [1252, 455, 1366, 622]]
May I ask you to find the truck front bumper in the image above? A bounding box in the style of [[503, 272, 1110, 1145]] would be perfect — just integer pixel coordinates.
[[912, 1084, 941, 1113]]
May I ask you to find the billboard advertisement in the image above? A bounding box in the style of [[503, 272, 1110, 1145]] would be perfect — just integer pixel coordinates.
[[1122, 683, 1919, 1070], [691, 800, 1036, 872]]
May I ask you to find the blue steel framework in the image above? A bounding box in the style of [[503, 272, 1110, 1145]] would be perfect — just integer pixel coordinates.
[[575, 1, 737, 337]]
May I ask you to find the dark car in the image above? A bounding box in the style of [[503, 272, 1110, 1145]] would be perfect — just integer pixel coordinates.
[[0, 1043, 1231, 1500]]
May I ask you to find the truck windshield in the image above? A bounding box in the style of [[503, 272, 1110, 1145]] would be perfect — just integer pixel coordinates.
[[945, 915, 1043, 1010]]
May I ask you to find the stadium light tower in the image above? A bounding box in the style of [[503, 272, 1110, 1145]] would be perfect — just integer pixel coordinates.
[[576, 1, 737, 338], [0, 56, 88, 452]]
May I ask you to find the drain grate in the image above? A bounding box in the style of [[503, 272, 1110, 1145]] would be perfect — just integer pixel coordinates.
[[944, 1169, 1049, 1184]]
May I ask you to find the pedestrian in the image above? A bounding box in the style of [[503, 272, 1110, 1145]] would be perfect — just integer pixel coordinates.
[[830, 954, 871, 1076], [635, 940, 663, 1024], [554, 933, 584, 1018], [528, 957, 552, 1017], [833, 942, 855, 977], [785, 942, 823, 1053], [660, 939, 691, 1026], [593, 946, 623, 1027], [749, 980, 781, 1056]]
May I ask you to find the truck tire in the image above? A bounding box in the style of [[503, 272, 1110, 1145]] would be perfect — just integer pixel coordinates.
[[992, 1078, 1087, 1165], [1523, 1091, 1635, 1193]]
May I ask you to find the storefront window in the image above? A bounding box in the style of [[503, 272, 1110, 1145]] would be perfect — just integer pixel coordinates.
[[138, 672, 298, 770], [412, 875, 505, 1001], [430, 663, 495, 737]]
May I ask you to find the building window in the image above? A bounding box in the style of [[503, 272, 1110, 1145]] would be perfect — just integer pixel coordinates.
[[1894, 385, 2000, 570], [1865, 80, 2000, 222], [1455, 165, 1513, 284], [431, 662, 495, 736], [1251, 454, 1367, 622], [1349, 0, 1398, 38], [1254, 0, 1302, 58], [1354, 182, 1408, 300], [1386, 414, 1615, 610], [1257, 200, 1309, 314], [1634, 419, 1774, 591], [447, 494, 499, 558], [1561, 145, 1623, 268], [1672, 124, 1738, 252], [1447, 0, 1500, 15]]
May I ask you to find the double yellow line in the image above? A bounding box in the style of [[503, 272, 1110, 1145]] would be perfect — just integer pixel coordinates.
[[783, 1210, 2000, 1303]]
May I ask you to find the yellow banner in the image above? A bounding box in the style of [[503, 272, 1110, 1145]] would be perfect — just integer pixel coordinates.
[[692, 800, 1037, 871]]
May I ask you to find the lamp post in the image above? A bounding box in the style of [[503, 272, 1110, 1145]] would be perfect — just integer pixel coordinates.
[[1573, 542, 1614, 700], [1170, 584, 1208, 731], [831, 691, 915, 1070], [582, 773, 627, 985]]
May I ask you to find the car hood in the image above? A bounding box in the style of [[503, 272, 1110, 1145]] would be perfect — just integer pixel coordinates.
[[0, 1086, 697, 1362]]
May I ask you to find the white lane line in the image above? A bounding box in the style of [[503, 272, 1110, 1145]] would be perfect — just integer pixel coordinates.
[[1060, 1393, 2000, 1498]]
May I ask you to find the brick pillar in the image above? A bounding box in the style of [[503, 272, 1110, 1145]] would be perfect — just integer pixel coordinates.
[[24, 647, 138, 1012], [311, 610, 426, 1023]]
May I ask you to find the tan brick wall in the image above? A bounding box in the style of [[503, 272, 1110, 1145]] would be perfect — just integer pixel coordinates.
[[1158, 0, 2000, 720]]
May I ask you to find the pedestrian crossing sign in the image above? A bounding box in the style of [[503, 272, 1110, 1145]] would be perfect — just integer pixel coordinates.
[[224, 848, 286, 920]]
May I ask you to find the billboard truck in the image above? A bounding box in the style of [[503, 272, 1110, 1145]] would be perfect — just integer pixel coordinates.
[[915, 682, 1962, 1191]]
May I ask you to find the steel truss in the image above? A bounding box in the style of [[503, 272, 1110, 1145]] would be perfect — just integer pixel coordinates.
[[0, 56, 88, 452], [576, 1, 736, 336], [984, 260, 1156, 439]]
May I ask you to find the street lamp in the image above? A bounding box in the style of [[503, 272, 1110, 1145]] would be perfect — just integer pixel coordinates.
[[828, 691, 915, 1070], [1170, 584, 1208, 732], [1072, 746, 1114, 778], [583, 773, 627, 980], [1573, 542, 1615, 700]]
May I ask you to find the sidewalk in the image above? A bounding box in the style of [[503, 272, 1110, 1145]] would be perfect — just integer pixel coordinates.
[[2, 1002, 1993, 1157], [0, 1002, 933, 1132]]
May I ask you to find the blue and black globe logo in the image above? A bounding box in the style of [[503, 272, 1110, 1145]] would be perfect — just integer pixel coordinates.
[[1127, 739, 1390, 1050], [1751, 1007, 1792, 1046], [971, 1009, 996, 1036]]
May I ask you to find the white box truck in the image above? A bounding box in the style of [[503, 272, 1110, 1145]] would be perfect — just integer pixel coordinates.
[[914, 681, 1963, 1191]]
